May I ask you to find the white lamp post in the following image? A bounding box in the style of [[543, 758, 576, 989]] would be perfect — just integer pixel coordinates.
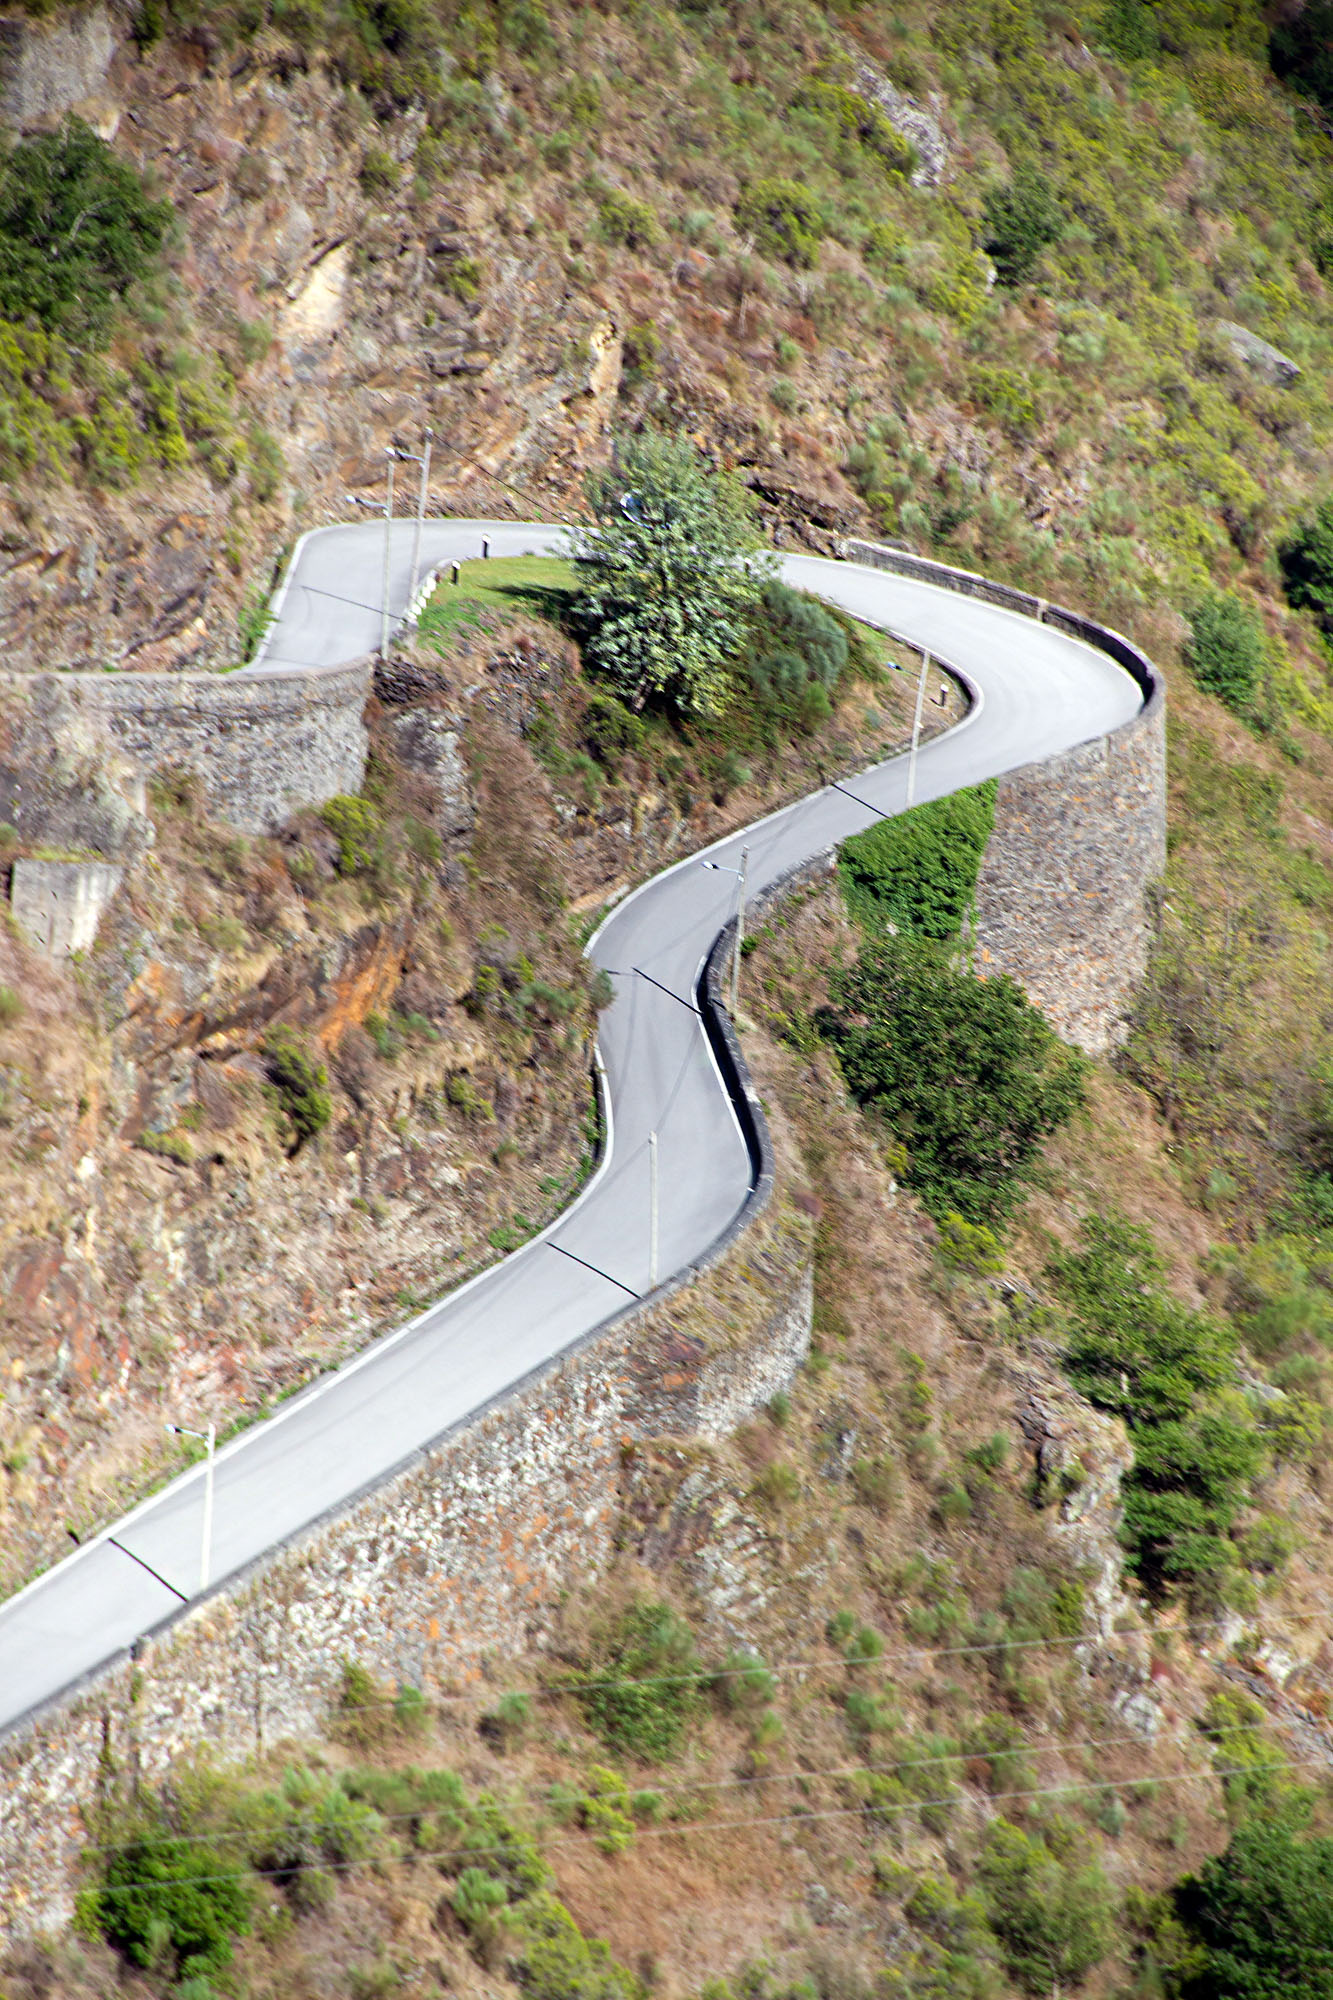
[[648, 1128, 659, 1289], [701, 845, 750, 1015], [389, 430, 434, 618], [905, 647, 932, 809], [165, 1421, 216, 1593]]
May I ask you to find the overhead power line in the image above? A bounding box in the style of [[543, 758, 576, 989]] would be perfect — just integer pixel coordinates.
[[81, 1748, 1333, 1904]]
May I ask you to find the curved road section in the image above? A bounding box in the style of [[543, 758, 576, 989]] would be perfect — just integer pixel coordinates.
[[0, 524, 1142, 1740]]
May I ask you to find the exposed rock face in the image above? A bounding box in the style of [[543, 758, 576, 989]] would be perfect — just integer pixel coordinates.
[[1216, 318, 1300, 386], [385, 708, 475, 845], [851, 59, 949, 187], [0, 3, 113, 128]]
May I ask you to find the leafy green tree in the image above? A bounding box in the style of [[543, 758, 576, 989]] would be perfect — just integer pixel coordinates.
[[572, 433, 772, 717], [1173, 1818, 1333, 1999], [981, 169, 1063, 286], [978, 1817, 1116, 1993], [820, 935, 1084, 1223], [1280, 498, 1333, 638], [1188, 592, 1264, 713], [0, 119, 172, 344]]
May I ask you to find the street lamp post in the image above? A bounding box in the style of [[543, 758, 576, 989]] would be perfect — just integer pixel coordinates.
[[380, 450, 396, 661], [165, 1421, 216, 1592], [701, 845, 750, 1016], [905, 647, 932, 810], [648, 1129, 659, 1290], [389, 431, 434, 618]]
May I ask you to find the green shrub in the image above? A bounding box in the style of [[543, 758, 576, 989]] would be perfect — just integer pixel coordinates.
[[1279, 497, 1333, 638], [263, 1026, 332, 1150], [796, 77, 916, 177], [839, 781, 996, 941], [821, 934, 1084, 1223], [740, 579, 850, 735], [582, 691, 646, 767], [936, 1211, 1005, 1274], [359, 144, 400, 196], [0, 119, 171, 344], [575, 1600, 705, 1762], [447, 1072, 496, 1122], [1187, 591, 1264, 713], [734, 177, 826, 268], [320, 794, 384, 875], [0, 985, 23, 1027], [978, 1817, 1116, 1993], [981, 169, 1063, 287], [596, 191, 659, 250], [1049, 1214, 1265, 1603], [77, 1807, 252, 1980], [511, 1891, 647, 2000]]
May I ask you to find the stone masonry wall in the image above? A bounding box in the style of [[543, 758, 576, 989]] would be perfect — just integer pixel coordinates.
[[975, 699, 1166, 1052], [0, 1187, 813, 1936], [844, 539, 1168, 1053], [0, 658, 371, 844]]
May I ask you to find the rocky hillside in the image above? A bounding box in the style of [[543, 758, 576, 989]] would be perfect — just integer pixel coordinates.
[[11, 0, 1333, 1993]]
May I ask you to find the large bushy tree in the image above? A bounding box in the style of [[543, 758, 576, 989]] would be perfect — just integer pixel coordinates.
[[571, 432, 773, 717], [1173, 1818, 1333, 1999], [0, 119, 172, 345]]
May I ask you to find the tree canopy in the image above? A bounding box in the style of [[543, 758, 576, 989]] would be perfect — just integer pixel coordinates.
[[0, 119, 172, 345], [571, 432, 773, 717]]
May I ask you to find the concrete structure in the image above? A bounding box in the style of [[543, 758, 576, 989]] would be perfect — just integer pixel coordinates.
[[9, 858, 124, 958]]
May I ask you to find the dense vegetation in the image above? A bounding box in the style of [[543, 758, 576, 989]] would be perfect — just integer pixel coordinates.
[[821, 935, 1084, 1225]]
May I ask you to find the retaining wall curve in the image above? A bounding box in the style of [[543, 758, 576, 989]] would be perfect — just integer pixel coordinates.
[[843, 539, 1167, 1051]]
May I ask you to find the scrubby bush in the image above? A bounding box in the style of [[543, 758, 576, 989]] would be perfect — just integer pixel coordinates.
[[981, 169, 1063, 286], [735, 177, 826, 267], [319, 794, 384, 876], [575, 1599, 705, 1762], [0, 119, 172, 344], [1187, 591, 1264, 713], [740, 579, 850, 734], [263, 1025, 332, 1150], [77, 1805, 252, 1981], [820, 935, 1084, 1224], [1050, 1214, 1265, 1603], [572, 431, 771, 717], [596, 190, 659, 250], [839, 781, 996, 941], [796, 77, 916, 177], [979, 1817, 1115, 1992]]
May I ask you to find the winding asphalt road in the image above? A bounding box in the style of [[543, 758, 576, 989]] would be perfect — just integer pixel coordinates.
[[0, 522, 1142, 1741]]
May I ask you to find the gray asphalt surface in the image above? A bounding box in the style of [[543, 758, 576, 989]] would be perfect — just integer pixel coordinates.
[[0, 522, 1141, 1739]]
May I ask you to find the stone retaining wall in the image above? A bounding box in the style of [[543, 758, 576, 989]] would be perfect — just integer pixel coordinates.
[[0, 660, 372, 843], [843, 539, 1168, 1052]]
